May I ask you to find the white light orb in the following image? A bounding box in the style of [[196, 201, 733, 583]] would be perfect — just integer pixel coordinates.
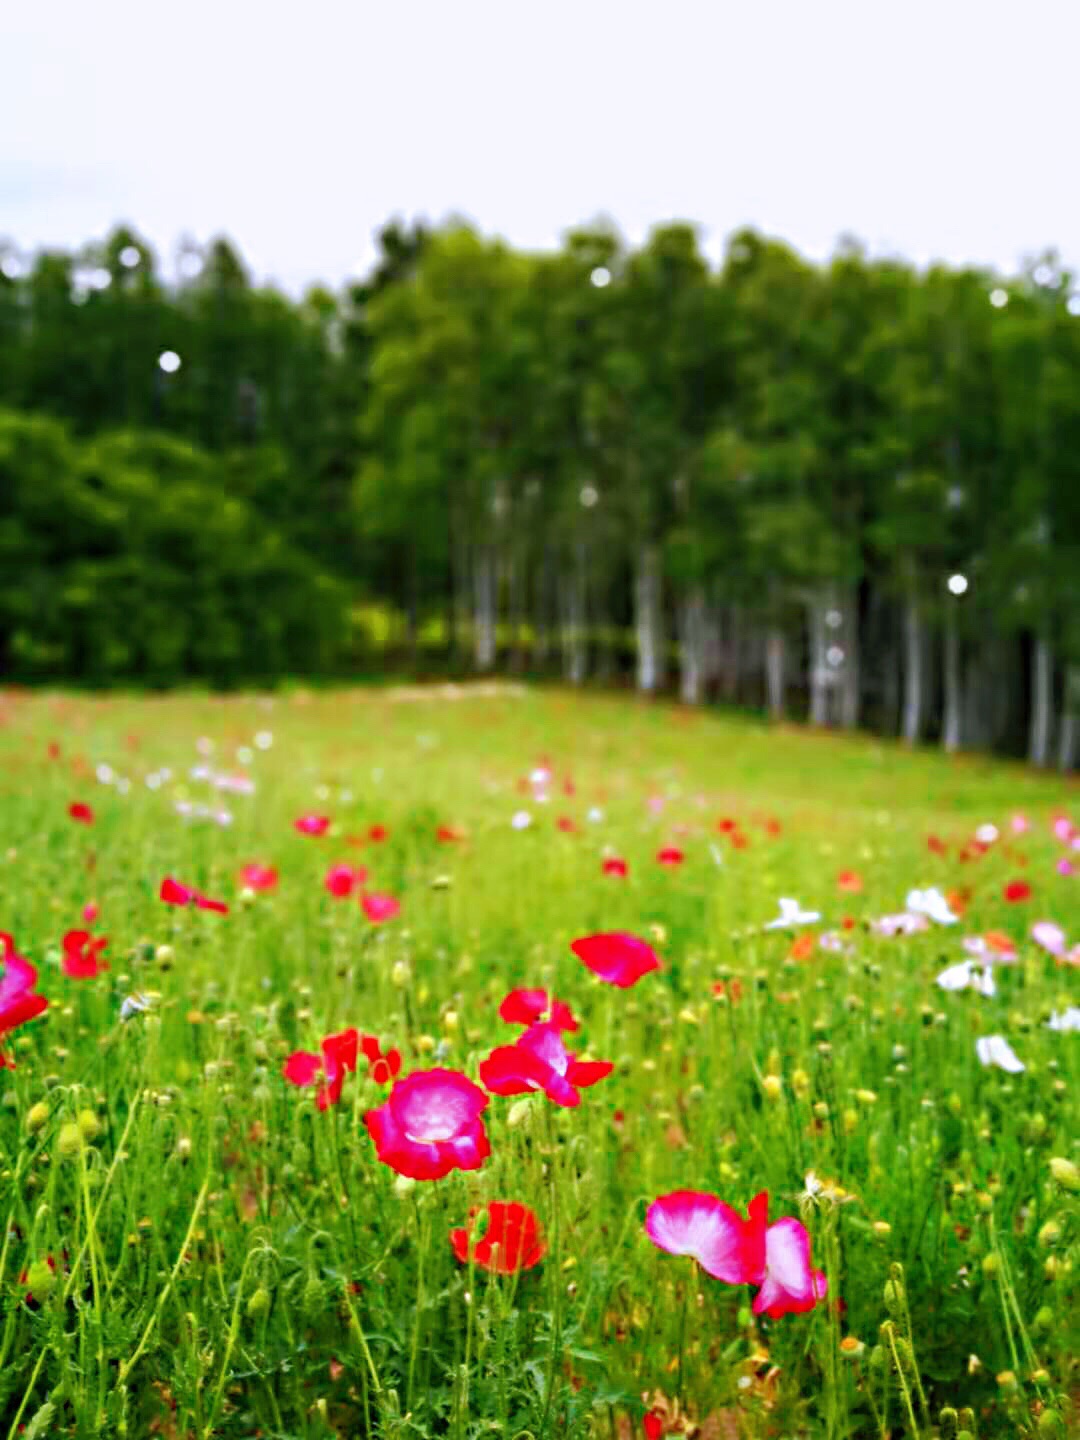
[[158, 350, 181, 374], [989, 288, 1008, 309], [580, 484, 599, 508], [0, 255, 24, 280], [590, 266, 611, 288], [825, 609, 842, 629], [947, 573, 969, 596], [119, 246, 141, 269], [826, 645, 845, 667], [1068, 295, 1080, 317]]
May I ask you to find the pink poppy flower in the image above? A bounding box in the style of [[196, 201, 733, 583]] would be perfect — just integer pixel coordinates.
[[295, 815, 330, 837], [68, 802, 94, 825], [159, 876, 229, 914], [325, 863, 367, 898], [645, 1190, 759, 1283], [450, 1201, 546, 1274], [1052, 816, 1076, 845], [570, 932, 661, 988], [240, 863, 278, 892], [360, 892, 400, 924], [1004, 880, 1031, 904], [61, 930, 109, 979], [602, 856, 628, 878], [365, 1068, 490, 1180], [498, 988, 579, 1032], [479, 1021, 612, 1108], [747, 1195, 829, 1319], [0, 935, 48, 1069], [360, 1034, 402, 1084], [656, 846, 684, 867], [1011, 814, 1031, 835], [1032, 921, 1068, 958], [1057, 858, 1076, 877], [82, 901, 99, 925], [284, 1028, 359, 1110]]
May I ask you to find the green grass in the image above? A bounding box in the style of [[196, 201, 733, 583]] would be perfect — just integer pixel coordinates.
[[0, 685, 1076, 1439]]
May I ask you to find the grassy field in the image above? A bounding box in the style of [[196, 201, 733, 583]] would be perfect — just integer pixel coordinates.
[[0, 685, 1076, 1439]]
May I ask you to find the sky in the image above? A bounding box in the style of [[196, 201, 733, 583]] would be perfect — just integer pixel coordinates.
[[4, 0, 1080, 295]]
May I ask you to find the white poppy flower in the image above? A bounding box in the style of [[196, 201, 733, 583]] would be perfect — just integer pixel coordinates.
[[764, 897, 821, 931], [975, 1035, 1025, 1072], [906, 887, 959, 925], [937, 960, 995, 997]]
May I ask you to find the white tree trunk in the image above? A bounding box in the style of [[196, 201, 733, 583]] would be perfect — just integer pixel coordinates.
[[720, 606, 742, 702], [473, 546, 497, 671], [1058, 665, 1078, 772], [1028, 635, 1054, 767], [838, 589, 860, 729], [902, 598, 924, 746], [765, 625, 785, 720], [942, 608, 962, 753], [634, 544, 664, 694], [559, 541, 587, 685], [678, 585, 707, 704], [807, 594, 830, 726]]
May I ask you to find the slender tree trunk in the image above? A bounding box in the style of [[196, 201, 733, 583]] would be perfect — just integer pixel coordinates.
[[473, 545, 497, 672], [560, 541, 587, 685], [452, 530, 470, 668], [534, 545, 555, 670], [678, 584, 706, 704], [1058, 665, 1078, 772], [839, 588, 860, 729], [634, 543, 664, 694], [720, 605, 742, 703], [902, 597, 924, 746], [507, 552, 527, 674], [765, 625, 785, 720], [807, 593, 830, 726], [942, 608, 962, 753], [1028, 634, 1054, 767]]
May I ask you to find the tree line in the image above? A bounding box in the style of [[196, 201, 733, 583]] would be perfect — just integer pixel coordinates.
[[0, 220, 1077, 765]]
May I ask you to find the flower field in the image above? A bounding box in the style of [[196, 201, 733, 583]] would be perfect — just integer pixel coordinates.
[[0, 685, 1077, 1439]]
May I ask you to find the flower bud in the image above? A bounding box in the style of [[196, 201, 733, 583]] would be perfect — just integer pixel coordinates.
[[246, 1286, 271, 1321], [57, 1122, 82, 1159], [1038, 1219, 1062, 1248], [939, 1408, 958, 1440], [25, 1259, 56, 1302], [761, 1074, 782, 1102], [1033, 1305, 1054, 1332], [1037, 1409, 1064, 1436], [390, 962, 409, 989], [26, 1101, 49, 1135], [884, 1277, 905, 1318], [982, 1251, 1001, 1276], [1048, 1157, 1079, 1192], [77, 1109, 101, 1143], [507, 1099, 532, 1128]]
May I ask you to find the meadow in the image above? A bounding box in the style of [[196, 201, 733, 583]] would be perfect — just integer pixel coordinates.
[[0, 685, 1076, 1440]]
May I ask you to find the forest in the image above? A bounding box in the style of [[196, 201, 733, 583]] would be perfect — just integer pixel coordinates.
[[0, 219, 1077, 766]]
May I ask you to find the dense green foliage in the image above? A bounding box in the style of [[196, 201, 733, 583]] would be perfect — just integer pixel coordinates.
[[0, 687, 1076, 1437], [1, 221, 1078, 761]]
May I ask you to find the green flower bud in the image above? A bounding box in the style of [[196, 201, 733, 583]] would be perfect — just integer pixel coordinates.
[[25, 1259, 56, 1302], [884, 1277, 905, 1318], [246, 1286, 271, 1322], [25, 1101, 49, 1135], [1049, 1157, 1079, 1192], [57, 1122, 82, 1159], [77, 1109, 101, 1143], [301, 1276, 324, 1322], [940, 1408, 958, 1440]]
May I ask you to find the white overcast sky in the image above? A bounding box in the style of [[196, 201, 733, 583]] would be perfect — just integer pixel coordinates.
[[4, 0, 1079, 294]]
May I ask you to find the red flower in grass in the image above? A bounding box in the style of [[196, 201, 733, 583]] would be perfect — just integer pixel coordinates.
[[360, 892, 400, 924], [656, 846, 684, 867], [450, 1201, 546, 1274], [927, 834, 947, 857], [325, 863, 367, 898], [368, 824, 389, 843], [646, 1189, 826, 1319], [0, 935, 48, 1069], [295, 814, 330, 837], [602, 856, 628, 878], [556, 816, 578, 834], [480, 1022, 612, 1108], [82, 901, 99, 925], [61, 930, 109, 979], [1004, 880, 1032, 904], [571, 932, 661, 988], [360, 1034, 402, 1084], [240, 863, 278, 892], [730, 830, 750, 850], [436, 824, 465, 843], [160, 876, 228, 914], [717, 817, 737, 833], [837, 870, 863, 894], [68, 802, 94, 825], [498, 988, 579, 1032], [365, 1068, 490, 1180], [284, 1028, 359, 1110]]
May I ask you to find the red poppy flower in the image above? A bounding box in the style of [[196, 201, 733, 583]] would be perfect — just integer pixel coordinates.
[[82, 901, 99, 924], [360, 1034, 402, 1084], [325, 863, 367, 898], [1004, 880, 1032, 904], [61, 929, 109, 979], [68, 802, 94, 825], [47, 742, 61, 761], [644, 1411, 665, 1440], [498, 988, 579, 1032], [602, 856, 628, 878], [927, 834, 947, 856], [0, 935, 48, 1069], [656, 846, 684, 867], [368, 825, 388, 843], [556, 816, 577, 834], [436, 825, 465, 843], [788, 933, 815, 961], [836, 870, 863, 894], [571, 932, 661, 988], [480, 1021, 613, 1108], [240, 863, 278, 892], [450, 1201, 546, 1274], [159, 876, 229, 914], [295, 815, 330, 837], [730, 831, 749, 850], [360, 892, 400, 924], [717, 817, 736, 833], [284, 1028, 359, 1110], [764, 817, 783, 837], [365, 1068, 490, 1180]]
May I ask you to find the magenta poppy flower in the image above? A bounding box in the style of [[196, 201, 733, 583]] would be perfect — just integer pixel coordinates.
[[450, 1201, 546, 1274], [61, 930, 109, 979], [68, 802, 94, 825], [570, 932, 661, 988], [364, 1068, 491, 1180], [240, 863, 278, 892], [360, 892, 400, 924], [295, 815, 330, 837], [645, 1190, 759, 1283], [498, 988, 579, 1032], [747, 1195, 828, 1318], [325, 863, 367, 898], [82, 901, 99, 924], [602, 856, 628, 878], [479, 1021, 612, 1108], [0, 935, 48, 1069], [159, 876, 229, 914], [284, 1028, 359, 1110], [656, 846, 684, 867]]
